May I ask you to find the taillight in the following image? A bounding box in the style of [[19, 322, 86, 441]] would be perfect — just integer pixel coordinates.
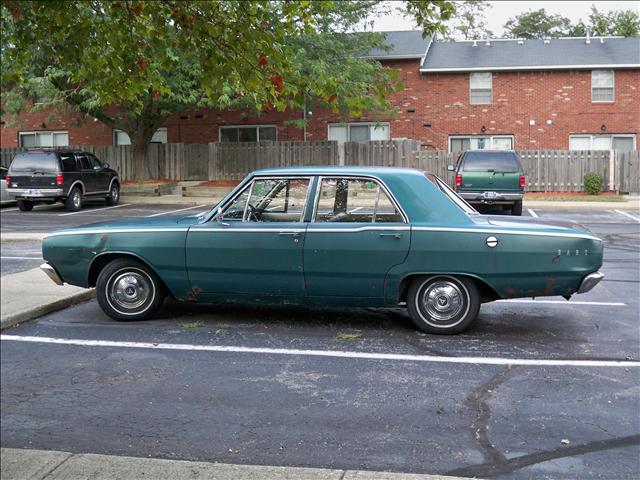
[[456, 175, 462, 188], [5, 175, 9, 187], [519, 175, 525, 189], [56, 173, 64, 186]]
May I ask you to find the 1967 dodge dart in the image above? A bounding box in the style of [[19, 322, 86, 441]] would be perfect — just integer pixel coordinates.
[[41, 167, 604, 334]]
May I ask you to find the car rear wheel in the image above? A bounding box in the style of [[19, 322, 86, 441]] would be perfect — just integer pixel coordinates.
[[406, 275, 480, 334], [512, 200, 523, 216], [64, 187, 83, 211], [17, 199, 34, 212], [96, 258, 164, 321], [106, 183, 120, 205]]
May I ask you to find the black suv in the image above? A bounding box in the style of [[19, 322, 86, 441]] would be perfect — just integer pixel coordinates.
[[6, 150, 120, 211]]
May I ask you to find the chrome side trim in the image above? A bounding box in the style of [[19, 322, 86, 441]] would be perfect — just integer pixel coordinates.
[[191, 226, 411, 233], [43, 228, 189, 239], [40, 263, 63, 285], [577, 271, 604, 294], [412, 226, 601, 241]]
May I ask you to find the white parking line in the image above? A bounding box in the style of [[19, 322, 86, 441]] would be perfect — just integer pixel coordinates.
[[497, 299, 626, 306], [527, 209, 538, 217], [614, 209, 640, 223], [146, 205, 207, 217], [58, 203, 131, 217], [1, 207, 19, 212], [0, 256, 42, 260], [1, 335, 638, 368]]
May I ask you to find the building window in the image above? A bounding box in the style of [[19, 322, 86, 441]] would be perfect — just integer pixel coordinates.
[[327, 123, 390, 143], [19, 131, 69, 148], [449, 135, 513, 152], [569, 134, 635, 151], [113, 128, 167, 146], [470, 72, 492, 104], [219, 125, 277, 142], [591, 70, 614, 102]]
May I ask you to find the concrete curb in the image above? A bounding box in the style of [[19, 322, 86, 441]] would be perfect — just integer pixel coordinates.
[[121, 195, 218, 206], [0, 290, 95, 331], [0, 268, 95, 331], [1, 232, 48, 242], [0, 448, 471, 480]]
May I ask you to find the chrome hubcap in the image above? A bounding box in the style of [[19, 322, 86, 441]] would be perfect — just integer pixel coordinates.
[[73, 193, 80, 207], [112, 187, 118, 201], [422, 280, 464, 322], [110, 272, 151, 310]]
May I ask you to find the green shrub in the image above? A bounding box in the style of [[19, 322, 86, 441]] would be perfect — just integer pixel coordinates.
[[583, 172, 603, 195]]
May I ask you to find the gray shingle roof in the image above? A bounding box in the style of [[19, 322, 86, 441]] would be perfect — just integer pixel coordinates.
[[364, 30, 432, 59], [420, 37, 640, 71]]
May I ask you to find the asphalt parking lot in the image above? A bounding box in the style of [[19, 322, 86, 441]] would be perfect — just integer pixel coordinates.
[[1, 204, 639, 479]]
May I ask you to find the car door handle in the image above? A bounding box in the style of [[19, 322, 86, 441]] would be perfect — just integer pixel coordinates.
[[279, 232, 303, 236], [379, 233, 403, 239]]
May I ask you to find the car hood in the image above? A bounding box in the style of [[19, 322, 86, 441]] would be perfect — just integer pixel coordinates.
[[473, 215, 595, 235]]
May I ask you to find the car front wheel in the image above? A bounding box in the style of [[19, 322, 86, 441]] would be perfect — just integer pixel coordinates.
[[17, 199, 34, 211], [96, 258, 164, 321], [106, 183, 120, 205], [64, 187, 83, 211], [406, 275, 480, 334]]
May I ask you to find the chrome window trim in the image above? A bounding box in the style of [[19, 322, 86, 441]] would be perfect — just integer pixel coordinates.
[[311, 175, 408, 224]]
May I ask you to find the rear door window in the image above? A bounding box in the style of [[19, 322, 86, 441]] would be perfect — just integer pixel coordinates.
[[9, 153, 59, 173], [314, 178, 404, 223], [77, 154, 91, 170], [461, 152, 521, 172]]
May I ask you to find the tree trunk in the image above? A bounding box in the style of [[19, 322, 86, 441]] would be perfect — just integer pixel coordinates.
[[130, 128, 156, 180]]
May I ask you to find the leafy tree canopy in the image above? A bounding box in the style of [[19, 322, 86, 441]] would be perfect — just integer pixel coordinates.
[[1, 0, 455, 177], [503, 6, 640, 39], [503, 8, 572, 39]]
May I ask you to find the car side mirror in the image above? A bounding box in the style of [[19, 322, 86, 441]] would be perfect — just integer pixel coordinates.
[[103, 163, 110, 168], [447, 164, 455, 171]]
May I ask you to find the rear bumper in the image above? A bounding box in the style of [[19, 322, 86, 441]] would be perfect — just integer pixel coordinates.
[[40, 262, 64, 286], [8, 188, 64, 199], [577, 271, 604, 294], [458, 192, 523, 204]]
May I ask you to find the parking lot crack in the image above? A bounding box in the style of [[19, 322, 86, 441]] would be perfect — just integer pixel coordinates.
[[465, 366, 520, 465], [446, 433, 640, 478]]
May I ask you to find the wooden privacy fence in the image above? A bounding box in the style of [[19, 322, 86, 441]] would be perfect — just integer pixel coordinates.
[[1, 142, 638, 192]]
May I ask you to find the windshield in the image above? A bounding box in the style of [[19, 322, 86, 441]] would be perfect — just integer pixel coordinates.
[[425, 173, 479, 215], [10, 153, 59, 173], [461, 151, 521, 172]]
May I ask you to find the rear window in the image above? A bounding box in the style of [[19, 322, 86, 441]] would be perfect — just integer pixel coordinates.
[[9, 153, 59, 173], [461, 151, 521, 172]]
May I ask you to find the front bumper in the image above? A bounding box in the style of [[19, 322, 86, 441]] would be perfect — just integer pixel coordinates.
[[458, 192, 523, 204], [577, 271, 604, 294], [8, 188, 64, 199], [40, 262, 64, 286]]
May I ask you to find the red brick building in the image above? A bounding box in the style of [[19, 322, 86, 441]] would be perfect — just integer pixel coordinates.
[[1, 32, 638, 152]]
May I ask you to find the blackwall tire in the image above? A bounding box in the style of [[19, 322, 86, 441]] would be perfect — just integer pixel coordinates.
[[406, 275, 480, 334], [106, 183, 120, 205], [512, 200, 523, 216], [96, 258, 164, 321], [17, 199, 34, 212], [65, 187, 83, 211]]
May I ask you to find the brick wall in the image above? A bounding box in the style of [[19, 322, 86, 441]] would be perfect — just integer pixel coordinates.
[[2, 60, 638, 150]]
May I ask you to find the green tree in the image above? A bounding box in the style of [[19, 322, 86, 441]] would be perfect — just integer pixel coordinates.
[[441, 1, 492, 41], [503, 8, 572, 39], [569, 5, 640, 37], [1, 0, 455, 178]]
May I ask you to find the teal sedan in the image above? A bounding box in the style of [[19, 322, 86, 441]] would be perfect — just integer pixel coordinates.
[[41, 167, 604, 334]]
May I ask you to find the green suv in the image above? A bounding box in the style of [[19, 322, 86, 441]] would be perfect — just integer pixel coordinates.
[[451, 150, 525, 216]]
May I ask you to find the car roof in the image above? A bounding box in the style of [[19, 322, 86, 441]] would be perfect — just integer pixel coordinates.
[[252, 166, 432, 179]]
